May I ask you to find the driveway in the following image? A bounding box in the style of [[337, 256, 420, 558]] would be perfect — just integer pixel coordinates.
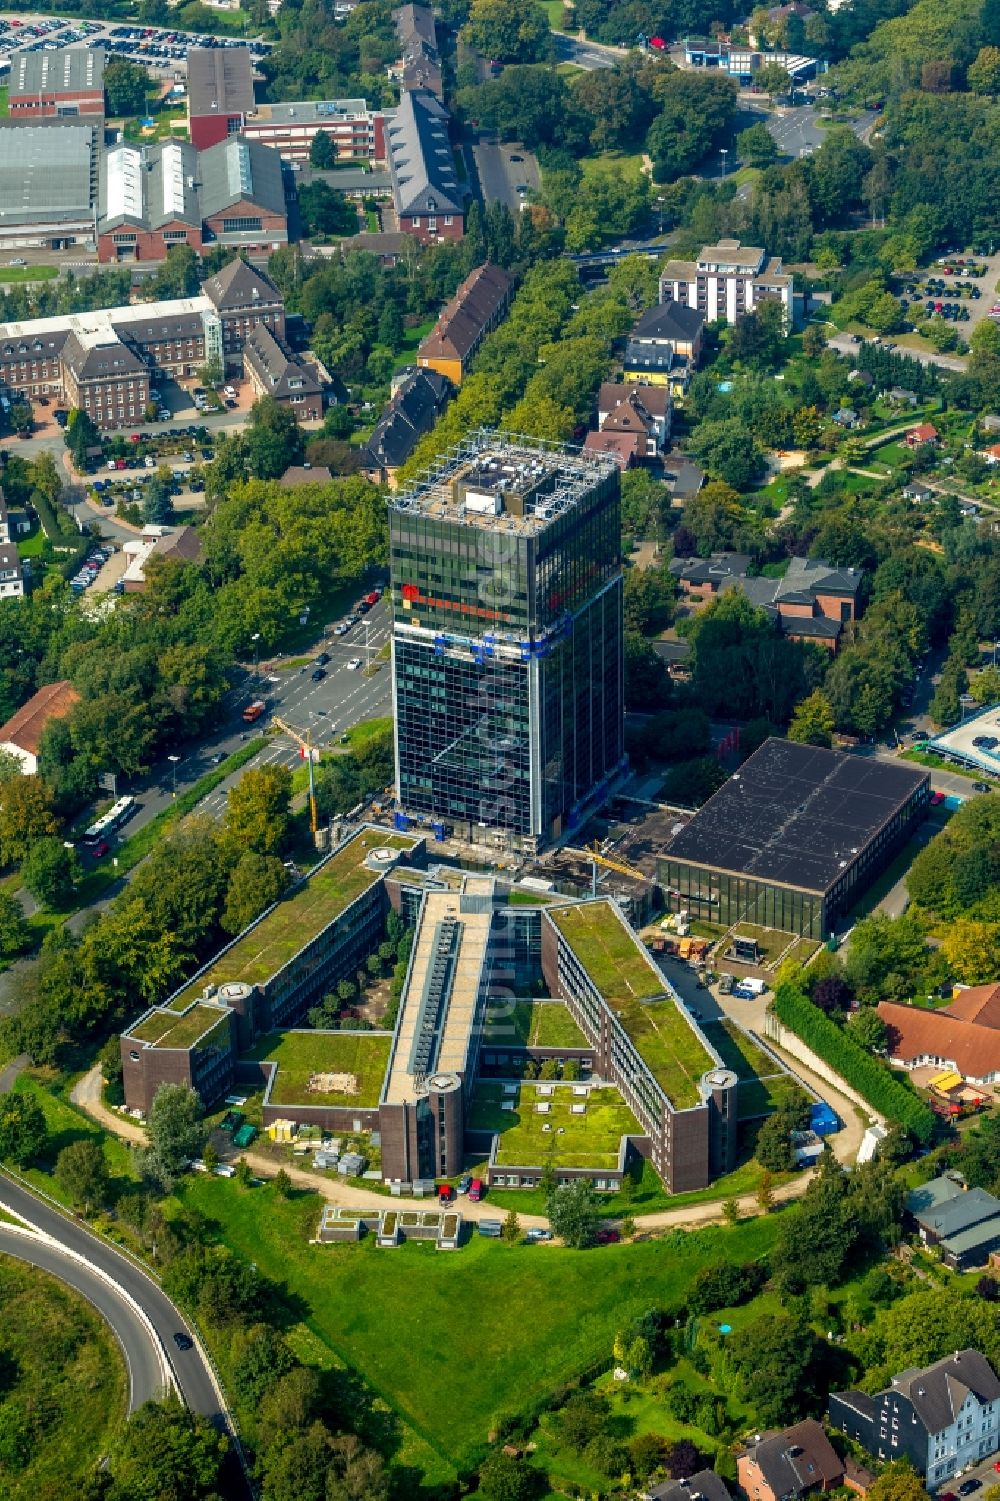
[[472, 138, 540, 213]]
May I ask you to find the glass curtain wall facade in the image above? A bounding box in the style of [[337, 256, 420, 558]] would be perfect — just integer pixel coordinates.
[[659, 858, 824, 939], [390, 444, 624, 850]]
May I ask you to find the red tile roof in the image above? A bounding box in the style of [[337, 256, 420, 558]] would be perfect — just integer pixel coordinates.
[[943, 984, 1000, 1029], [582, 430, 643, 468], [878, 999, 1000, 1079], [0, 680, 79, 758], [908, 423, 939, 442]]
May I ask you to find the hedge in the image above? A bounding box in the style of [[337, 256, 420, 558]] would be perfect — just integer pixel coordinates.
[[772, 982, 935, 1144]]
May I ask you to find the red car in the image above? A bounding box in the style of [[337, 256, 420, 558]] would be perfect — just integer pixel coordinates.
[[595, 1228, 621, 1245], [930, 791, 945, 805], [364, 590, 381, 607], [115, 458, 126, 470], [93, 840, 110, 858], [129, 432, 141, 442], [468, 1178, 484, 1202], [437, 1184, 456, 1204], [649, 34, 666, 47]]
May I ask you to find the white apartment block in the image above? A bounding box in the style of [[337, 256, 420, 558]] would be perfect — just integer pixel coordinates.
[[658, 239, 794, 328]]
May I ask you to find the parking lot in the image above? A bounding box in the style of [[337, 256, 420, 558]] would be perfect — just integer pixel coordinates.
[[0, 12, 270, 81]]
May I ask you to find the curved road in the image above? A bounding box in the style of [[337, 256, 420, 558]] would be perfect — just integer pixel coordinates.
[[0, 1174, 235, 1441], [0, 1219, 168, 1411]]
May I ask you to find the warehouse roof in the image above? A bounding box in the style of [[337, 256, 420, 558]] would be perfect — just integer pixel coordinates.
[[187, 45, 255, 120], [99, 139, 201, 233], [198, 135, 286, 220], [663, 739, 928, 894], [0, 123, 95, 224], [9, 45, 104, 101]]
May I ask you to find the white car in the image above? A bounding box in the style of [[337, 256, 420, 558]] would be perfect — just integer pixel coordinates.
[[333, 622, 349, 636], [223, 385, 237, 398], [144, 454, 156, 467], [8, 258, 25, 267], [347, 658, 362, 671]]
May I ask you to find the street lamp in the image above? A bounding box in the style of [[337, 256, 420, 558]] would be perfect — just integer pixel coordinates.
[[656, 195, 665, 235], [167, 754, 180, 798], [251, 631, 261, 685], [720, 148, 729, 178]]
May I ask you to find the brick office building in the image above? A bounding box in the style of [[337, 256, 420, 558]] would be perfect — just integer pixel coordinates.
[[187, 45, 256, 150], [8, 46, 105, 118], [202, 256, 285, 366], [241, 98, 387, 163], [61, 331, 151, 428], [242, 323, 323, 419]]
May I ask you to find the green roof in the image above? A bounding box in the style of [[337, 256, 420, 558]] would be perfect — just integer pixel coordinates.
[[483, 1000, 589, 1050], [128, 1004, 228, 1050], [469, 1082, 641, 1170], [549, 901, 714, 1110], [248, 1029, 393, 1108], [166, 831, 418, 1011]]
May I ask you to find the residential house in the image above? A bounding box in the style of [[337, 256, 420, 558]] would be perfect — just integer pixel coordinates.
[[902, 480, 933, 502], [642, 1470, 731, 1501], [887, 386, 919, 407], [832, 407, 859, 429], [393, 3, 443, 97], [906, 422, 939, 447], [737, 1419, 844, 1501], [623, 303, 706, 395], [981, 414, 1000, 436], [0, 679, 80, 773], [279, 465, 334, 487], [360, 366, 450, 485], [983, 444, 1000, 466], [663, 454, 705, 503], [121, 526, 202, 594], [386, 89, 463, 242], [416, 263, 513, 385], [669, 553, 863, 650], [0, 540, 24, 600], [242, 324, 324, 419], [830, 1350, 1000, 1483], [582, 430, 645, 469], [597, 382, 671, 453], [846, 369, 874, 390], [0, 493, 29, 545], [659, 239, 794, 329], [336, 230, 410, 265], [878, 988, 1000, 1088]]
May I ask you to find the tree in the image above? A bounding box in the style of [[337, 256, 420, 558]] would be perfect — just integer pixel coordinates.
[[968, 46, 1000, 95], [668, 1439, 707, 1479], [756, 62, 792, 103], [55, 1138, 109, 1214], [106, 1396, 228, 1501], [788, 689, 836, 747], [0, 889, 29, 959], [20, 835, 82, 909], [274, 1167, 292, 1198], [756, 1112, 796, 1172], [221, 850, 289, 935], [726, 1311, 822, 1425], [546, 1180, 599, 1248], [867, 1463, 931, 1501], [849, 1006, 888, 1052], [0, 1091, 47, 1167], [143, 1083, 205, 1189], [309, 130, 337, 168], [104, 60, 151, 117], [812, 974, 852, 1014], [736, 121, 778, 167], [221, 764, 292, 859], [478, 1449, 540, 1501], [231, 1323, 296, 1406], [688, 418, 765, 490], [0, 775, 59, 867], [722, 1197, 740, 1226], [297, 180, 358, 239], [245, 396, 305, 480], [462, 0, 550, 62], [941, 919, 1000, 985], [757, 1170, 776, 1213], [501, 1208, 522, 1243]]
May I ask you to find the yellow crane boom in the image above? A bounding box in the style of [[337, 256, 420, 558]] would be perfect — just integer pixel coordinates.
[[566, 841, 647, 885], [271, 715, 319, 835]]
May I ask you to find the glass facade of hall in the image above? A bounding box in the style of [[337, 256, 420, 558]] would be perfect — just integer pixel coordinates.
[[659, 859, 824, 939], [390, 466, 624, 844]]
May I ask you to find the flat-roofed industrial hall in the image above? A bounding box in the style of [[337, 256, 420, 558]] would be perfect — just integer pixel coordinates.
[[659, 739, 930, 938]]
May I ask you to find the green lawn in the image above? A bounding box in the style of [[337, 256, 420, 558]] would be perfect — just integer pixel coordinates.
[[579, 149, 646, 180], [0, 86, 7, 117], [6, 1073, 138, 1208], [540, 0, 568, 24], [702, 1021, 809, 1122], [174, 1175, 782, 1476], [166, 830, 418, 1008], [247, 1028, 392, 1107], [550, 903, 713, 1108], [0, 264, 57, 283], [0, 1255, 127, 1501], [469, 1081, 640, 1170], [482, 999, 589, 1050], [393, 318, 435, 372]]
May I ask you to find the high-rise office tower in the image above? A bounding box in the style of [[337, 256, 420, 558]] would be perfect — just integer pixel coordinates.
[[389, 432, 625, 852]]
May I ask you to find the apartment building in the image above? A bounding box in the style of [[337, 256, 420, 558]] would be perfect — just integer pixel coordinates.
[[386, 88, 463, 242], [416, 262, 513, 385], [659, 239, 794, 328], [830, 1351, 1000, 1485], [360, 365, 450, 486], [393, 2, 443, 97], [242, 323, 323, 419], [8, 46, 104, 118], [241, 98, 386, 163], [0, 540, 24, 600]]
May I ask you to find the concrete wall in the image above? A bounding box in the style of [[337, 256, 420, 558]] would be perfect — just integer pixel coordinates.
[[763, 1012, 883, 1125]]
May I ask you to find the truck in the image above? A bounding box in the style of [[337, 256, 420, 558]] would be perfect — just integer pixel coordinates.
[[243, 699, 265, 723]]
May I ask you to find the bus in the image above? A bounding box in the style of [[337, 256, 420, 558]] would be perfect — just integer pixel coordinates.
[[81, 795, 137, 846]]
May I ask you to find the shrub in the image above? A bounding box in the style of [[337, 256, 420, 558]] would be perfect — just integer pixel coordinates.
[[773, 982, 934, 1143]]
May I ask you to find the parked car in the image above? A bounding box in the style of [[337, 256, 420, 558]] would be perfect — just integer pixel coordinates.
[[973, 782, 992, 793], [595, 1228, 620, 1245], [468, 1178, 484, 1202], [457, 1174, 472, 1194], [437, 1184, 456, 1203], [958, 1482, 981, 1496], [525, 1228, 552, 1241], [718, 973, 734, 994]]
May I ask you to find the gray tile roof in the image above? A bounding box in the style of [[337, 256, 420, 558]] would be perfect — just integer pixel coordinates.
[[243, 323, 321, 400], [892, 1351, 1000, 1433], [386, 89, 461, 218], [633, 302, 706, 344], [198, 136, 286, 221], [907, 1173, 966, 1217], [363, 366, 449, 470], [914, 1186, 1000, 1239], [203, 256, 283, 313], [643, 1470, 731, 1501], [62, 332, 146, 381], [743, 1420, 843, 1498]]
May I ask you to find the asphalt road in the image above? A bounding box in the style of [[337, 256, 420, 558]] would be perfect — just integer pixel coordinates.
[[0, 1220, 169, 1412], [764, 103, 878, 158], [550, 32, 620, 68], [0, 1174, 230, 1432], [472, 138, 541, 213]]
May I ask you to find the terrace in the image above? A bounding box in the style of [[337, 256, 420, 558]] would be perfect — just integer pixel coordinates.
[[550, 902, 714, 1110], [128, 1003, 227, 1050], [248, 1029, 393, 1108], [166, 830, 417, 1011], [469, 1082, 642, 1170]]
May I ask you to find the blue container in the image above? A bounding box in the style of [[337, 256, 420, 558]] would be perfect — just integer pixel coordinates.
[[810, 1102, 840, 1136]]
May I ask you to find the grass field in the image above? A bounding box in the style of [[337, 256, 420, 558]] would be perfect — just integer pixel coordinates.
[[469, 1081, 640, 1170], [0, 264, 57, 283], [393, 318, 435, 371], [0, 1255, 127, 1501], [175, 1175, 783, 1477], [6, 1073, 138, 1208], [482, 999, 589, 1050], [248, 1028, 392, 1106]]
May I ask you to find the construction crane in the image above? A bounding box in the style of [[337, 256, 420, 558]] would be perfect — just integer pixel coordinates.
[[566, 840, 647, 895], [271, 716, 320, 836]]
